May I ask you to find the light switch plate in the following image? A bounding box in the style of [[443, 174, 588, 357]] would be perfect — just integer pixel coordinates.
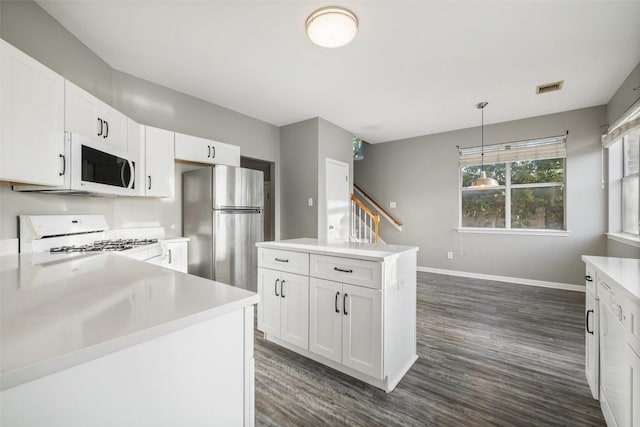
[[308, 198, 313, 207], [390, 201, 397, 209]]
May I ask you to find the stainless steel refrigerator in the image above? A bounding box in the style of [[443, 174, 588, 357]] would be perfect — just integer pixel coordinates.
[[183, 165, 263, 291]]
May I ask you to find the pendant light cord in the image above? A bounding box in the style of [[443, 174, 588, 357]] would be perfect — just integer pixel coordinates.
[[481, 106, 484, 172]]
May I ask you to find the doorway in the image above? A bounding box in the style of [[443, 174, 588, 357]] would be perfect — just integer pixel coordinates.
[[241, 157, 275, 241]]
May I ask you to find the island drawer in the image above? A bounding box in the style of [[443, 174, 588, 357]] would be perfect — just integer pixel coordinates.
[[310, 254, 382, 289], [258, 248, 309, 275]]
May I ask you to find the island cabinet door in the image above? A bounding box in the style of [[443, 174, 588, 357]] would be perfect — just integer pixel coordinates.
[[342, 284, 383, 379], [280, 272, 309, 349], [309, 278, 343, 363], [258, 267, 281, 338]]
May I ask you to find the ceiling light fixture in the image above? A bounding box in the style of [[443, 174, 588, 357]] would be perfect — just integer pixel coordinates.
[[306, 6, 358, 48], [468, 102, 499, 189]]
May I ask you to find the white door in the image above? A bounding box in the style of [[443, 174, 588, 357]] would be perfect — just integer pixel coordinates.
[[145, 126, 175, 197], [585, 292, 599, 399], [342, 283, 382, 379], [325, 158, 350, 241], [280, 272, 309, 349], [309, 278, 343, 363], [257, 268, 281, 338], [0, 40, 65, 186]]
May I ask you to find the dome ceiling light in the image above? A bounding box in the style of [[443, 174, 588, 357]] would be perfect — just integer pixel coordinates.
[[306, 6, 358, 48]]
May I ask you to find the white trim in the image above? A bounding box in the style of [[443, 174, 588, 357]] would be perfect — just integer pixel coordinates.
[[456, 227, 570, 237], [417, 266, 584, 292], [606, 232, 640, 248]]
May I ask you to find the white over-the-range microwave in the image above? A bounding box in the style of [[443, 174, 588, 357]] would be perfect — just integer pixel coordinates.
[[14, 133, 137, 196]]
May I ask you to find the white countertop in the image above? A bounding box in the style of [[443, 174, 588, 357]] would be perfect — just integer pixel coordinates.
[[256, 238, 419, 261], [582, 255, 640, 301], [0, 253, 258, 390]]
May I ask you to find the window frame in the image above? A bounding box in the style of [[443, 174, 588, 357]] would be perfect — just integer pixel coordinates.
[[458, 158, 567, 233]]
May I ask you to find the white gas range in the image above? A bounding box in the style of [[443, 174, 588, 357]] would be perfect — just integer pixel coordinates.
[[19, 214, 164, 262]]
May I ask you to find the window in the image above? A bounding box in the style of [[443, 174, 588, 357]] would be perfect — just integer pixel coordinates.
[[622, 132, 639, 235], [459, 135, 566, 231]]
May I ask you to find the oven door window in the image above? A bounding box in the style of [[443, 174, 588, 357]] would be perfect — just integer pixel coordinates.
[[82, 145, 133, 188]]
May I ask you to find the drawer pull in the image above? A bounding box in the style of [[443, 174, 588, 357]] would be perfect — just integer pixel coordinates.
[[600, 281, 611, 291], [334, 267, 353, 273], [275, 258, 289, 263], [585, 275, 593, 282]]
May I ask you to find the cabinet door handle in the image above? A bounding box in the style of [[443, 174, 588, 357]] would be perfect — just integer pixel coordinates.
[[585, 275, 593, 282], [281, 280, 285, 298], [168, 249, 172, 264], [104, 121, 109, 138], [274, 279, 280, 297], [97, 118, 103, 136], [275, 258, 289, 263], [208, 145, 211, 158], [343, 293, 348, 315], [586, 309, 594, 334], [148, 175, 152, 190], [335, 291, 340, 313], [334, 267, 353, 273], [59, 154, 66, 176], [211, 146, 215, 158], [601, 281, 611, 291]]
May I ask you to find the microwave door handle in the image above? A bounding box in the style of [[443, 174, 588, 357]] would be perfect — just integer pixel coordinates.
[[126, 160, 134, 189]]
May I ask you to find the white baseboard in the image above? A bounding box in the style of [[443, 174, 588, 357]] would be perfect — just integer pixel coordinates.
[[417, 266, 585, 292]]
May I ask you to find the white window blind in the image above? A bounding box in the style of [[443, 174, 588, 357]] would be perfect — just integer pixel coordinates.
[[459, 134, 567, 167], [602, 102, 640, 148]]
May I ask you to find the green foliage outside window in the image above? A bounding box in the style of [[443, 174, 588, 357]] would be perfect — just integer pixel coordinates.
[[461, 158, 565, 230]]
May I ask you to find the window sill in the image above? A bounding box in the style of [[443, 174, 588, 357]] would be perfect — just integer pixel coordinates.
[[456, 228, 570, 237], [606, 232, 640, 248]]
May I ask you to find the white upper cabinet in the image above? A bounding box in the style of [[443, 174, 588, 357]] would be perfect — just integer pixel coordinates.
[[0, 40, 65, 186], [65, 80, 128, 151], [174, 132, 240, 167], [144, 126, 175, 198]]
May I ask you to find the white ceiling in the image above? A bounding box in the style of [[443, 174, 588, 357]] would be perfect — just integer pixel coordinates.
[[37, 1, 640, 143]]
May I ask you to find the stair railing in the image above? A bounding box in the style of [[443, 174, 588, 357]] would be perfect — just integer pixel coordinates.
[[353, 184, 403, 231], [351, 194, 380, 243]]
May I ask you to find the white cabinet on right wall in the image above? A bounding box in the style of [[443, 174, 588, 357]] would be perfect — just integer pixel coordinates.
[[144, 126, 175, 198], [174, 132, 240, 167]]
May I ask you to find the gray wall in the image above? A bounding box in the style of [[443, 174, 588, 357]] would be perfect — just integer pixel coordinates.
[[317, 118, 354, 239], [355, 106, 607, 285], [280, 119, 319, 239], [606, 62, 640, 127], [605, 61, 640, 258], [0, 0, 280, 240]]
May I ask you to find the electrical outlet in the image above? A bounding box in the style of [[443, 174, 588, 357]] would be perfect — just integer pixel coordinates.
[[447, 251, 453, 260], [390, 201, 397, 209]]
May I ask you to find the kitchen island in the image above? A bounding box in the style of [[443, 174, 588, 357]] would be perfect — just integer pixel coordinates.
[[255, 238, 419, 392], [0, 252, 258, 427]]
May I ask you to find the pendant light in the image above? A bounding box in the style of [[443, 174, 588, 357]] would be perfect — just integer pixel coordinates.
[[468, 102, 499, 189]]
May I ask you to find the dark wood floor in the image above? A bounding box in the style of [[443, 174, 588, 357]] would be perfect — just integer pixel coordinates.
[[254, 272, 605, 426]]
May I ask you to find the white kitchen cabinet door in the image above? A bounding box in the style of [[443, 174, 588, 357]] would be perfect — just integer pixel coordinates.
[[65, 80, 127, 151], [280, 272, 309, 350], [585, 291, 599, 399], [309, 278, 342, 363], [166, 241, 188, 273], [258, 268, 281, 339], [0, 40, 65, 186], [145, 126, 174, 198], [342, 283, 383, 379], [630, 345, 640, 427], [127, 119, 145, 196], [174, 132, 240, 167]]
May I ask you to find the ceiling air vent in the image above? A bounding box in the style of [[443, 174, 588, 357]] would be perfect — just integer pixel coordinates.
[[536, 80, 564, 95]]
